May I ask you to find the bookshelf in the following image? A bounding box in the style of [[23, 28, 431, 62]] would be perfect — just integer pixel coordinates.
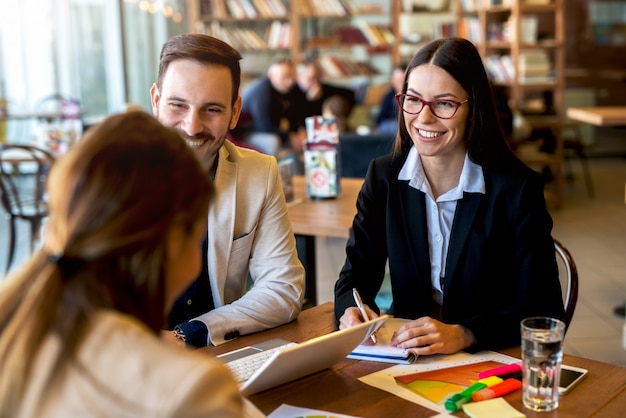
[[457, 0, 566, 207], [188, 0, 292, 79], [293, 1, 394, 85], [188, 0, 395, 85]]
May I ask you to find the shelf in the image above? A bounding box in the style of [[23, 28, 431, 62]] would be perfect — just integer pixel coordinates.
[[486, 41, 512, 49], [519, 4, 557, 13], [485, 6, 512, 14]]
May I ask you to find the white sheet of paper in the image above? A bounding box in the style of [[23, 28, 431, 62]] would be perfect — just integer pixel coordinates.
[[268, 403, 361, 418]]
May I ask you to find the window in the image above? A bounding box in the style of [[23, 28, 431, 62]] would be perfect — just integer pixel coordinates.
[[0, 0, 187, 143]]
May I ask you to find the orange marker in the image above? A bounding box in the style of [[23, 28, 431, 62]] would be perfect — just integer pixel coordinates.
[[472, 378, 522, 402]]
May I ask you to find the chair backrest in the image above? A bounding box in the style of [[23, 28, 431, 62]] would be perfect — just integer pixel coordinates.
[[0, 144, 55, 218], [338, 132, 394, 178], [554, 238, 579, 332]]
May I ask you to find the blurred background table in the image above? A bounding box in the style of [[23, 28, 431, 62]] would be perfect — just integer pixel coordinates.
[[288, 176, 363, 305], [566, 106, 626, 127]]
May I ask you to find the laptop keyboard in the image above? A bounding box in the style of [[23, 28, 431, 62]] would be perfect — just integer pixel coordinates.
[[226, 342, 298, 383]]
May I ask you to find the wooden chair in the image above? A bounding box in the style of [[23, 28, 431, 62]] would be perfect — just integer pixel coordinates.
[[0, 144, 55, 273], [554, 238, 579, 332]]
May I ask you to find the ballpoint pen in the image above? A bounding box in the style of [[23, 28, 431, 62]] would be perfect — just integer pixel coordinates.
[[352, 288, 377, 343]]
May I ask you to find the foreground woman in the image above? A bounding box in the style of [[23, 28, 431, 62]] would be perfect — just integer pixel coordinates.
[[0, 112, 256, 417]]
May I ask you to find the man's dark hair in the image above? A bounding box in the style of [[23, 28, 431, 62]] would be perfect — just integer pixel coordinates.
[[157, 34, 242, 105]]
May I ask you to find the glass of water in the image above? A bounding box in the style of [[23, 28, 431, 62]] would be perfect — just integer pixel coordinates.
[[521, 317, 566, 412]]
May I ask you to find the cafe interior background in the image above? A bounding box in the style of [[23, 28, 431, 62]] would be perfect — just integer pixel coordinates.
[[1, 0, 625, 367]]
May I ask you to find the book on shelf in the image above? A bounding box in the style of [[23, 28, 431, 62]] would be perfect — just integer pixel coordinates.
[[265, 0, 287, 17], [484, 55, 515, 83], [202, 0, 287, 19], [319, 55, 345, 78], [518, 75, 556, 84], [251, 0, 271, 17], [520, 16, 539, 44], [459, 17, 482, 44], [238, 0, 258, 18], [377, 26, 395, 45], [518, 50, 551, 75], [334, 26, 369, 45], [265, 20, 282, 49], [318, 55, 378, 78], [433, 22, 456, 39], [487, 20, 512, 42], [199, 0, 210, 14], [278, 21, 292, 49], [355, 21, 392, 46], [199, 0, 229, 18], [245, 28, 266, 49], [518, 50, 554, 84], [251, 0, 287, 18], [304, 0, 350, 16], [225, 0, 246, 18], [204, 22, 269, 50], [264, 20, 291, 49]]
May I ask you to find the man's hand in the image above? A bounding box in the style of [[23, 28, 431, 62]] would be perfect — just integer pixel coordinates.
[[160, 329, 186, 347]]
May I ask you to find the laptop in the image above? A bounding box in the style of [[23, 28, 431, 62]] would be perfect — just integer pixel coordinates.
[[217, 315, 387, 396]]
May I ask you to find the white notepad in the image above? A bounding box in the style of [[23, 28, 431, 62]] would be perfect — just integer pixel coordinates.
[[348, 317, 418, 364]]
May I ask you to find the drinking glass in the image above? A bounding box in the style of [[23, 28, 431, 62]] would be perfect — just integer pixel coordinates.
[[521, 317, 565, 412]]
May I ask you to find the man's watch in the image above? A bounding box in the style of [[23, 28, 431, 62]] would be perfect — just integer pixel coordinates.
[[173, 327, 186, 343]]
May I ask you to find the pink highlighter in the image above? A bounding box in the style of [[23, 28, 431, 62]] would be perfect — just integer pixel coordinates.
[[477, 363, 522, 379], [472, 378, 522, 401]]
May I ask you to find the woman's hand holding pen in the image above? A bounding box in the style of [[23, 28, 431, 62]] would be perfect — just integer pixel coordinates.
[[339, 305, 379, 330], [390, 317, 477, 355]]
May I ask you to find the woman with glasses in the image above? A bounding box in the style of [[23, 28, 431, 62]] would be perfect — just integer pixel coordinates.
[[334, 38, 564, 355]]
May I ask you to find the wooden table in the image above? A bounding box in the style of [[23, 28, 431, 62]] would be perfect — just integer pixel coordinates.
[[288, 176, 364, 305], [566, 106, 626, 127], [201, 302, 626, 417]]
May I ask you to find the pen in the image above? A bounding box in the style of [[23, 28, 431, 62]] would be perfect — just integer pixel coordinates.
[[444, 376, 502, 412], [352, 288, 377, 343], [472, 378, 522, 402], [478, 363, 522, 379]]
